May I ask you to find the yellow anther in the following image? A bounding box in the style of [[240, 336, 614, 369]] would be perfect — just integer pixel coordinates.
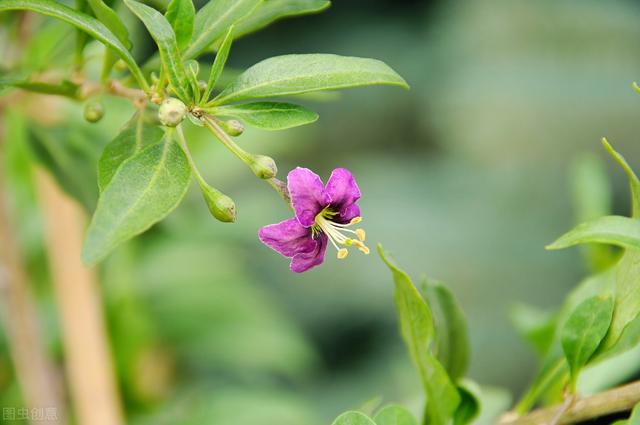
[[358, 246, 370, 255], [337, 248, 349, 259], [355, 228, 366, 242], [349, 216, 362, 225]]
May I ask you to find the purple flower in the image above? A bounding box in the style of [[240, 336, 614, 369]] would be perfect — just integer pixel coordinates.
[[259, 167, 369, 273]]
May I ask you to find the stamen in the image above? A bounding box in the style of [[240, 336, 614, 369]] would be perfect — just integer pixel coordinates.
[[355, 229, 366, 242], [314, 211, 370, 259], [337, 248, 348, 259]]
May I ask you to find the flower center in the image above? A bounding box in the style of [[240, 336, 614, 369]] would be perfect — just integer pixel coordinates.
[[313, 208, 370, 259]]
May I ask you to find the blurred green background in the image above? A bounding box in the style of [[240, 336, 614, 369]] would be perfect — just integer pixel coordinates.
[[4, 0, 640, 423]]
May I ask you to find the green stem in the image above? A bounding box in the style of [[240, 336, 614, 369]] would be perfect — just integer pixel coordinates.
[[202, 115, 252, 162]]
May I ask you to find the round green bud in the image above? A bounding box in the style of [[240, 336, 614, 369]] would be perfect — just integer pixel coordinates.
[[249, 154, 277, 179], [202, 185, 236, 223], [158, 98, 187, 127], [114, 59, 128, 72], [83, 100, 105, 123], [220, 119, 244, 137]]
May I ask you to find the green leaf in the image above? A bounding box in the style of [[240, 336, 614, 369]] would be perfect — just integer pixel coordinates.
[[570, 153, 615, 272], [601, 138, 640, 218], [213, 54, 409, 104], [82, 132, 191, 264], [423, 279, 470, 381], [186, 0, 260, 59], [561, 295, 614, 389], [98, 110, 164, 190], [509, 303, 557, 357], [453, 381, 481, 425], [0, 0, 148, 91], [210, 102, 318, 130], [86, 0, 131, 48], [378, 245, 460, 425], [546, 216, 640, 252], [0, 75, 81, 98], [232, 0, 330, 40], [373, 405, 418, 425], [124, 0, 192, 102], [201, 25, 234, 103], [165, 0, 194, 50], [331, 411, 377, 425]]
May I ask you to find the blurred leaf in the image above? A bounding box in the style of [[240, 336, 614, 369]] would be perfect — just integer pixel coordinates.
[[211, 102, 318, 130], [546, 216, 640, 252], [82, 132, 191, 264], [125, 0, 191, 102], [453, 380, 481, 425], [0, 75, 80, 98], [98, 109, 164, 190], [570, 153, 615, 272], [232, 0, 330, 40], [332, 411, 376, 425], [86, 0, 131, 48], [164, 0, 194, 50], [561, 295, 614, 390], [422, 279, 470, 381], [186, 0, 260, 59], [213, 54, 409, 104], [509, 303, 557, 357], [29, 124, 103, 211], [373, 405, 418, 425], [201, 25, 233, 103], [378, 245, 460, 425], [612, 402, 640, 425], [0, 0, 148, 90]]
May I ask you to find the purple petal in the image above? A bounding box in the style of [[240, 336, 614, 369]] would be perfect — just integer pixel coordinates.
[[288, 167, 330, 227], [325, 168, 361, 223], [290, 233, 327, 273], [258, 218, 315, 257]]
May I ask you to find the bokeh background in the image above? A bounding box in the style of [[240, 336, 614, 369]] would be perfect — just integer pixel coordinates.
[[4, 0, 640, 423]]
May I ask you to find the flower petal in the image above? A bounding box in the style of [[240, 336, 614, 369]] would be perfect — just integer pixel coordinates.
[[287, 167, 330, 227], [258, 218, 315, 257], [290, 233, 327, 273], [325, 168, 361, 223]]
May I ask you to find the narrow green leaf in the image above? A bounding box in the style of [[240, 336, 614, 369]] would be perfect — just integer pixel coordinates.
[[331, 411, 376, 425], [0, 76, 81, 98], [546, 215, 640, 252], [213, 54, 409, 104], [82, 132, 191, 264], [453, 381, 481, 425], [210, 102, 318, 130], [602, 138, 640, 218], [201, 25, 234, 103], [124, 0, 192, 102], [98, 110, 164, 190], [378, 244, 460, 425], [165, 0, 194, 50], [423, 279, 470, 381], [186, 0, 260, 59], [86, 0, 131, 48], [0, 0, 148, 91], [561, 295, 614, 389], [373, 405, 418, 425], [232, 0, 330, 40]]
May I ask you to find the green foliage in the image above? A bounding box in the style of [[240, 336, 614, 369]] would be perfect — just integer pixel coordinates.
[[560, 295, 614, 390], [546, 216, 640, 252], [613, 402, 640, 425], [82, 132, 191, 264], [201, 26, 234, 103], [378, 245, 460, 425], [98, 110, 164, 190], [453, 381, 481, 425], [212, 54, 409, 104], [85, 0, 130, 48], [210, 102, 319, 130], [124, 0, 191, 102], [186, 0, 260, 59], [164, 0, 194, 51], [332, 411, 377, 425], [0, 0, 148, 90], [373, 405, 419, 425]]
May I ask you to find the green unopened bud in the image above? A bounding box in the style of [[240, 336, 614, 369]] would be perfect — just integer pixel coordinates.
[[159, 98, 187, 127], [201, 184, 236, 223], [249, 154, 277, 179], [219, 119, 244, 137], [114, 59, 128, 72], [83, 100, 104, 123], [198, 80, 208, 92]]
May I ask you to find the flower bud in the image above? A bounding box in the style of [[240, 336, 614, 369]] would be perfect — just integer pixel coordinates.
[[201, 184, 236, 223], [83, 100, 104, 123], [114, 59, 128, 72], [219, 119, 244, 137], [158, 98, 187, 127], [249, 154, 277, 179]]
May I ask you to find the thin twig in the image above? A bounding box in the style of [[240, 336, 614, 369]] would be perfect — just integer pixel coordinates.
[[500, 381, 640, 425]]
